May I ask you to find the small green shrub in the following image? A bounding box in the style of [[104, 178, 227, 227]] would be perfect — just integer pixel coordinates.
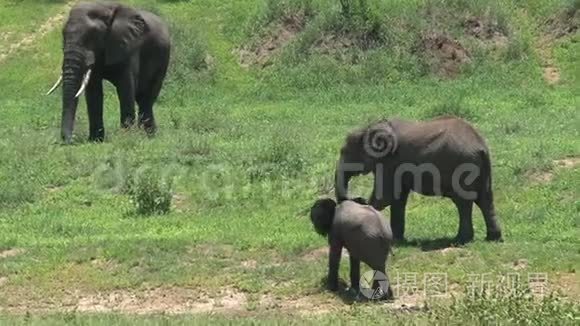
[[127, 167, 173, 216]]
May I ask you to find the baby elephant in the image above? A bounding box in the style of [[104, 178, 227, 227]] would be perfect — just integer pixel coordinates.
[[310, 198, 394, 300]]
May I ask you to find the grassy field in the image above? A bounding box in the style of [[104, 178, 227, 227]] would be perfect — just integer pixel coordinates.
[[0, 0, 579, 324]]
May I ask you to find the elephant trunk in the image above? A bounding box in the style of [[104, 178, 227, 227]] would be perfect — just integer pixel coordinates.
[[335, 162, 355, 203], [61, 49, 86, 144]]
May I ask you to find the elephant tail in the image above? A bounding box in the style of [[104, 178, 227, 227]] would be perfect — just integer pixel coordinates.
[[479, 150, 493, 200]]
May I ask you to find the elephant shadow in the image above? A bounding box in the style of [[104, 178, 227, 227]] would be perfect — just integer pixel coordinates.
[[318, 277, 393, 305], [318, 277, 356, 304], [397, 236, 459, 252]]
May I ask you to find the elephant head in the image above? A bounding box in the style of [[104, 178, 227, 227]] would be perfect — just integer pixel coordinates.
[[47, 2, 149, 143], [310, 198, 337, 236], [335, 120, 398, 202]]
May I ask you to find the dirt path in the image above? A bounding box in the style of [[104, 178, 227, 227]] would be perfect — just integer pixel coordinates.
[[536, 35, 561, 85], [0, 287, 436, 316], [0, 1, 74, 64]]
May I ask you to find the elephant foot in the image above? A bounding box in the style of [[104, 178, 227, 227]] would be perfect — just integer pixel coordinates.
[[326, 280, 339, 292], [380, 286, 394, 301], [393, 235, 406, 244], [485, 231, 503, 242], [370, 285, 394, 301], [89, 135, 104, 143], [139, 122, 156, 137], [121, 117, 136, 129], [144, 126, 157, 137], [453, 234, 474, 245]]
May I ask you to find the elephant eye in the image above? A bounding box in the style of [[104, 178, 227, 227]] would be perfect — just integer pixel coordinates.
[[87, 11, 100, 20]]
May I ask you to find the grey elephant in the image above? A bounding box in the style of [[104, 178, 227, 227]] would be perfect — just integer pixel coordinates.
[[335, 116, 503, 244], [310, 198, 394, 300], [47, 2, 171, 143]]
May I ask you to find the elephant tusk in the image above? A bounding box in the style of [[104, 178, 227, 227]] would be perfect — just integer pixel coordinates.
[[74, 68, 92, 99], [46, 75, 63, 95]]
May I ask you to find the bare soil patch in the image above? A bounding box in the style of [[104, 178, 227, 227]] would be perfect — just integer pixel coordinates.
[[543, 66, 561, 85], [417, 33, 471, 78], [171, 193, 190, 213], [258, 294, 338, 315], [0, 31, 14, 44], [301, 247, 350, 262], [464, 16, 504, 40], [301, 247, 327, 261], [0, 248, 25, 259], [310, 28, 383, 61], [546, 6, 579, 39], [463, 16, 509, 50], [527, 170, 555, 184], [536, 35, 562, 85], [2, 278, 571, 316], [511, 259, 529, 271], [0, 286, 446, 316], [554, 273, 580, 299], [527, 156, 580, 184], [241, 259, 258, 269], [74, 287, 248, 314], [439, 247, 465, 255], [239, 12, 307, 67], [554, 157, 580, 169]]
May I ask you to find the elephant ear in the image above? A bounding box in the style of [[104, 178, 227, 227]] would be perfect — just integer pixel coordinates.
[[363, 120, 399, 158], [105, 5, 148, 65], [310, 199, 337, 236]]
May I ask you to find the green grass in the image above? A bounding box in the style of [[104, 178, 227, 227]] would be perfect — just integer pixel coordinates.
[[0, 0, 579, 323], [0, 0, 69, 51]]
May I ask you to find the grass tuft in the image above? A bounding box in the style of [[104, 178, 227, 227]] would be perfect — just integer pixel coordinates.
[[127, 167, 173, 216], [246, 130, 307, 181]]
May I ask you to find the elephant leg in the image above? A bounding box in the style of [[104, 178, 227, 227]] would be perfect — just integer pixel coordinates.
[[327, 238, 342, 292], [390, 190, 409, 242], [370, 264, 393, 300], [116, 73, 136, 128], [85, 77, 104, 142], [475, 191, 503, 241], [380, 270, 394, 301], [136, 96, 156, 135], [349, 256, 360, 292], [136, 65, 166, 135], [453, 198, 474, 244]]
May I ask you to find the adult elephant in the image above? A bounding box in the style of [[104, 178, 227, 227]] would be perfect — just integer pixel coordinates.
[[334, 116, 503, 244], [47, 2, 170, 143]]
